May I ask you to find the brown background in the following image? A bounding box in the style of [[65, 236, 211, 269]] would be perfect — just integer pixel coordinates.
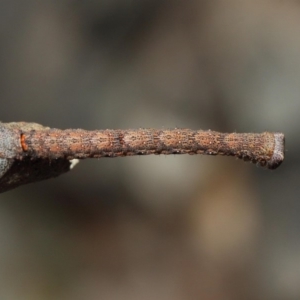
[[0, 1, 298, 299]]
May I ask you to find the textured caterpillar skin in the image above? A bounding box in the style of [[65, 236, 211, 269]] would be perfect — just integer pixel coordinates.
[[22, 128, 285, 169]]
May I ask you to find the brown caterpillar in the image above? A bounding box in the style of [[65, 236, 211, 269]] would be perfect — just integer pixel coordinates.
[[0, 122, 285, 193], [20, 128, 284, 169]]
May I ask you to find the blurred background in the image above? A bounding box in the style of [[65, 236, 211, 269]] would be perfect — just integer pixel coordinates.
[[0, 0, 298, 299]]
